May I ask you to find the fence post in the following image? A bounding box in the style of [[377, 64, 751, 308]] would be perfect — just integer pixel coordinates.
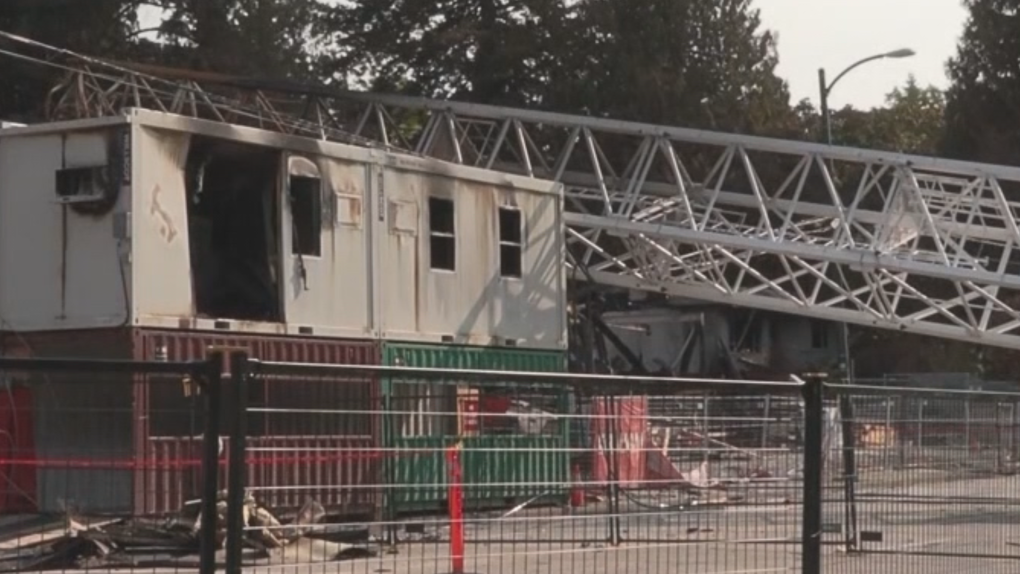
[[801, 373, 825, 574], [606, 395, 623, 546], [199, 352, 224, 574], [838, 390, 859, 553], [447, 442, 465, 574], [225, 352, 250, 574]]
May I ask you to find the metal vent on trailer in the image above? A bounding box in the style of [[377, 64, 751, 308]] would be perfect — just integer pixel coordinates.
[[55, 165, 110, 204]]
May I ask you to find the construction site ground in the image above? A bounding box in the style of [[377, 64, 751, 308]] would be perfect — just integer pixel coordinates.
[[10, 464, 1018, 574]]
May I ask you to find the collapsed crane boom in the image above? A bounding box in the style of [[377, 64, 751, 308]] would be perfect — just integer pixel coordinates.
[[326, 93, 1020, 350], [6, 30, 1020, 349]]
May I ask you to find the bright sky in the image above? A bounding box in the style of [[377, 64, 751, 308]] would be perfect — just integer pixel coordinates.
[[758, 0, 969, 110]]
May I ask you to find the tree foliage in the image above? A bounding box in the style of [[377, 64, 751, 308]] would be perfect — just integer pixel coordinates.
[[331, 0, 571, 106], [139, 0, 330, 78], [0, 0, 331, 119], [943, 0, 1020, 163], [796, 76, 945, 155], [938, 0, 1020, 377], [0, 0, 139, 120], [336, 0, 795, 131], [549, 0, 793, 133]]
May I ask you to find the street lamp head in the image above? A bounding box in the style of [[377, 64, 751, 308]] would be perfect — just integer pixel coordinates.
[[884, 48, 916, 59]]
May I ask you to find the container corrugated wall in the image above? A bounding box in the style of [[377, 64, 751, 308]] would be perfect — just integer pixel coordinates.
[[1, 330, 136, 514], [2, 328, 383, 516], [136, 329, 382, 515], [381, 342, 569, 513]]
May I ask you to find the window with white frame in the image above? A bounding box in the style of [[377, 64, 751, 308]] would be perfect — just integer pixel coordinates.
[[428, 197, 456, 271], [498, 206, 523, 278]]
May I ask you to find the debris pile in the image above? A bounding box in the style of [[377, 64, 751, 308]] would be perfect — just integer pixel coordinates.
[[0, 493, 373, 572]]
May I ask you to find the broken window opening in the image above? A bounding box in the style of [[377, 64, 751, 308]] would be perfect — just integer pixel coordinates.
[[498, 206, 523, 278], [186, 136, 281, 322], [289, 175, 322, 257], [429, 197, 456, 271]]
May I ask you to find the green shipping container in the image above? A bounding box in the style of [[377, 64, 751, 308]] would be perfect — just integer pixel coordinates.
[[381, 343, 570, 513]]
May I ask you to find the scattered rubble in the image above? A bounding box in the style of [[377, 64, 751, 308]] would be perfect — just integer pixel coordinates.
[[0, 493, 374, 572]]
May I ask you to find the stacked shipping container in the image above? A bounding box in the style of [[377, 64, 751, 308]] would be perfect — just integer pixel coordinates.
[[1, 330, 571, 517], [381, 342, 569, 513], [0, 110, 571, 519], [0, 328, 382, 516]]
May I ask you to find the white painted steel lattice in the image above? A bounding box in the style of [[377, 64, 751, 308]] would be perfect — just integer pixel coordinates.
[[11, 29, 1020, 349], [330, 92, 1020, 349]]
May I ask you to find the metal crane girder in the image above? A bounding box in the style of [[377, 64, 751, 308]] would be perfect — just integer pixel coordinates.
[[13, 34, 1020, 349], [329, 93, 1020, 350]]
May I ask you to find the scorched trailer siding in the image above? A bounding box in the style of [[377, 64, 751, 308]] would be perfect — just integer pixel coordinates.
[[0, 110, 567, 350]]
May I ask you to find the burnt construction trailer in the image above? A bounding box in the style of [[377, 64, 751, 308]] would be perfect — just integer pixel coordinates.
[[0, 109, 568, 516], [0, 109, 567, 346]]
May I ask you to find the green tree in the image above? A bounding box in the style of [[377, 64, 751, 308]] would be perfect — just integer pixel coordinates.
[[943, 0, 1020, 164], [140, 0, 330, 78], [798, 76, 945, 155], [0, 1, 332, 122], [549, 0, 793, 133], [875, 78, 946, 154], [0, 0, 139, 120], [332, 0, 571, 105]]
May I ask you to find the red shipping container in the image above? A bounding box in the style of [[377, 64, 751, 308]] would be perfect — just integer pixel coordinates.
[[0, 385, 37, 513], [1, 328, 382, 516]]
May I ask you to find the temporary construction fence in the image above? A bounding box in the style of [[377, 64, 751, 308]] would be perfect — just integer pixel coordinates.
[[821, 381, 1020, 573], [4, 351, 1020, 574], [0, 328, 386, 517], [0, 352, 226, 573], [241, 358, 820, 574], [0, 351, 819, 574]]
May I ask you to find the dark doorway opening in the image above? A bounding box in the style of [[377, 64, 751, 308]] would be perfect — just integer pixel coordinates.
[[185, 137, 281, 322]]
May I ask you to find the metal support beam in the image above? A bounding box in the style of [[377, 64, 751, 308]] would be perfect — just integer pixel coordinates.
[[802, 374, 825, 574], [225, 352, 250, 574]]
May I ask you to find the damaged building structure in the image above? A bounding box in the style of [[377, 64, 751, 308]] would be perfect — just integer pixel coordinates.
[[600, 303, 843, 378], [0, 88, 844, 525], [0, 108, 569, 516]]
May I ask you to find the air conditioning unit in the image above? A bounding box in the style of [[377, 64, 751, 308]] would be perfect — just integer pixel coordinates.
[[55, 166, 110, 204]]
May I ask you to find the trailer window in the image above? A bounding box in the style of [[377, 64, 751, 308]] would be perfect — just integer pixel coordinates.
[[290, 175, 322, 257], [429, 197, 456, 271], [498, 207, 522, 278]]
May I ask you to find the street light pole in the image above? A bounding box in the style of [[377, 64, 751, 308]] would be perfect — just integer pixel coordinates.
[[818, 68, 834, 146], [817, 48, 915, 556], [816, 48, 915, 378], [818, 48, 916, 147]]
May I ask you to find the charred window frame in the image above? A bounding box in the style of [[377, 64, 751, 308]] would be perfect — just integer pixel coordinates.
[[428, 197, 456, 271], [289, 175, 322, 257], [498, 206, 523, 278]]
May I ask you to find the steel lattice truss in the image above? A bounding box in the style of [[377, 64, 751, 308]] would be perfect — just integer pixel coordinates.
[[0, 31, 389, 150], [8, 32, 1020, 348], [318, 93, 1020, 350]]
